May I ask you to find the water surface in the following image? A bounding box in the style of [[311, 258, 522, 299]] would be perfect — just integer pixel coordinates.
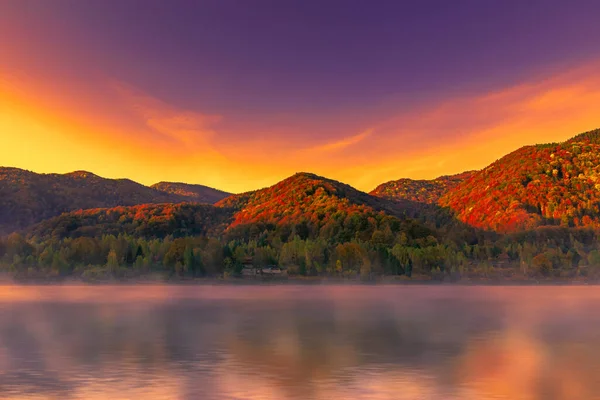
[[1, 285, 599, 399]]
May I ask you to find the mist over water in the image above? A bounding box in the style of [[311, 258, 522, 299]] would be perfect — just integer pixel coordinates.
[[1, 285, 600, 399]]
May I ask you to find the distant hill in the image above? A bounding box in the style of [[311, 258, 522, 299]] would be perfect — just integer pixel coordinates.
[[215, 172, 433, 243], [370, 171, 476, 204], [26, 172, 433, 245], [0, 167, 189, 233], [10, 128, 600, 238], [151, 181, 230, 204], [439, 128, 600, 232]]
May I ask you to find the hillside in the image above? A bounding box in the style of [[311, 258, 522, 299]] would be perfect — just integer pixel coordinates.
[[370, 171, 476, 204], [24, 172, 434, 248], [216, 172, 399, 225], [439, 128, 600, 232], [28, 203, 232, 240], [151, 182, 230, 204], [215, 172, 433, 243], [0, 167, 190, 233]]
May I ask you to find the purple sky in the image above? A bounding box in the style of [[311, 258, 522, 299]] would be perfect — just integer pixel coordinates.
[[2, 0, 600, 191], [5, 1, 600, 113]]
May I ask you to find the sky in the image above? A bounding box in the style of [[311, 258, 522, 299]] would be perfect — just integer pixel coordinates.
[[2, 0, 600, 193]]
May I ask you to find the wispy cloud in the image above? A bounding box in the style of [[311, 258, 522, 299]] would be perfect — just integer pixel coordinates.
[[307, 129, 373, 153], [112, 82, 222, 148], [347, 61, 600, 189], [3, 61, 600, 194]]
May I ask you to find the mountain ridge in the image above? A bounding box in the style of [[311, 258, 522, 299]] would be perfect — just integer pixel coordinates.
[[0, 167, 211, 233], [28, 172, 435, 247], [5, 127, 600, 236]]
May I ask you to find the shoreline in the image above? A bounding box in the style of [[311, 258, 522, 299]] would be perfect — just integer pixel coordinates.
[[1, 274, 597, 286]]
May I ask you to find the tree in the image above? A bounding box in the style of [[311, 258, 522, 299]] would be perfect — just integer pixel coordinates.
[[125, 246, 135, 265], [202, 238, 224, 275], [588, 250, 600, 266], [5, 233, 32, 259], [38, 247, 55, 267], [163, 239, 187, 270], [134, 255, 145, 271], [532, 253, 552, 277], [183, 246, 195, 275], [52, 252, 70, 276], [359, 257, 372, 281], [371, 230, 385, 245], [391, 245, 410, 274], [106, 249, 119, 275]]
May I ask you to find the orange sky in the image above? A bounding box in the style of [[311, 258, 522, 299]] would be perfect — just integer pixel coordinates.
[[2, 1, 600, 194], [2, 62, 600, 193]]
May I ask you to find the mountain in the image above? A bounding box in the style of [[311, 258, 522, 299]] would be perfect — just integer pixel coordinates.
[[14, 126, 600, 240], [0, 167, 190, 233], [370, 171, 476, 204], [25, 172, 434, 246], [439, 128, 600, 232], [216, 172, 400, 225], [215, 172, 433, 243], [151, 182, 230, 204], [28, 203, 232, 240]]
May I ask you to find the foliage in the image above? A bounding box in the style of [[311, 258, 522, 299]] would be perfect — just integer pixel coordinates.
[[4, 224, 600, 281], [370, 171, 476, 204], [439, 129, 600, 232], [151, 182, 230, 204], [27, 203, 232, 240], [5, 130, 600, 281], [0, 167, 192, 234], [215, 172, 435, 245]]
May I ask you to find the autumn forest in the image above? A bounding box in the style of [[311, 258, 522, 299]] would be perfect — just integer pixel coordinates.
[[3, 129, 600, 282]]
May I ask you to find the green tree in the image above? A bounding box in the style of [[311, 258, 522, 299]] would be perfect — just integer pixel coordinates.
[[183, 246, 195, 275], [106, 249, 119, 275], [134, 255, 145, 271]]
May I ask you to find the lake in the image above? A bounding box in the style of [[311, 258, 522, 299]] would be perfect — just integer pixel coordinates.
[[1, 285, 599, 399]]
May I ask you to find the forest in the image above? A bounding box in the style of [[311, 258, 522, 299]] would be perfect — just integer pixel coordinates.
[[2, 213, 600, 282], [2, 130, 600, 282]]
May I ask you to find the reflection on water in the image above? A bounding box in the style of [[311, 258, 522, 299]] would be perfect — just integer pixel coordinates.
[[1, 285, 600, 399]]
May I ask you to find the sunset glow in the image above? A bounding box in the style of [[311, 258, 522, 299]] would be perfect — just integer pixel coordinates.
[[2, 1, 600, 193], [5, 3, 600, 399]]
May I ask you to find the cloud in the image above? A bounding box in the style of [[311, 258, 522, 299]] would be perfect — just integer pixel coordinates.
[[3, 60, 600, 193], [308, 129, 373, 153], [111, 82, 222, 148], [344, 60, 600, 189]]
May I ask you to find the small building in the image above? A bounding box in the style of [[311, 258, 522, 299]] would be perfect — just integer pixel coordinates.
[[240, 258, 284, 277], [261, 266, 283, 275], [241, 257, 259, 276], [241, 266, 259, 276]]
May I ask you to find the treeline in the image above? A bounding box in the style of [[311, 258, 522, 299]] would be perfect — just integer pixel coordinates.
[[3, 223, 600, 281], [28, 203, 231, 239]]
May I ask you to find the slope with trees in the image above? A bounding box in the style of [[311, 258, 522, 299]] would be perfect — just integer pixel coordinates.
[[439, 129, 600, 232], [215, 172, 433, 244], [27, 203, 232, 240], [0, 167, 194, 233], [151, 182, 231, 204], [5, 129, 600, 282], [370, 171, 476, 204]]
